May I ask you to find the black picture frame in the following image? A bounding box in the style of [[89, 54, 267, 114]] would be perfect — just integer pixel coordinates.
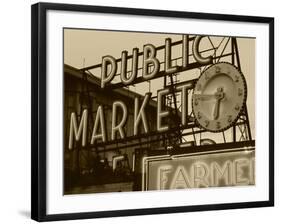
[[31, 2, 274, 222]]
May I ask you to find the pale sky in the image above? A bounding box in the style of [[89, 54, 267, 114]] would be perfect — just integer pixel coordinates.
[[64, 29, 255, 143]]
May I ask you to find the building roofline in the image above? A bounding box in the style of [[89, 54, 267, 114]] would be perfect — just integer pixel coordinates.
[[64, 64, 158, 108]]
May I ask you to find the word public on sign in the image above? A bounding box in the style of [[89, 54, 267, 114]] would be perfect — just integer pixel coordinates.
[[100, 36, 212, 88], [142, 147, 255, 191]]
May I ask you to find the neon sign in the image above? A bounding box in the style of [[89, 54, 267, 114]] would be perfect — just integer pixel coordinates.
[[142, 148, 255, 190]]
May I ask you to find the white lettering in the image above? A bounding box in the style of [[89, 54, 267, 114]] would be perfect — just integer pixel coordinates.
[[193, 162, 209, 187], [91, 106, 106, 144], [192, 36, 213, 65], [165, 38, 177, 74], [101, 55, 117, 88], [234, 158, 250, 185], [143, 44, 160, 80], [111, 101, 128, 140], [157, 88, 169, 132], [158, 165, 172, 190], [176, 83, 190, 125], [134, 93, 150, 135], [211, 161, 232, 186], [68, 109, 88, 150], [170, 166, 193, 189]]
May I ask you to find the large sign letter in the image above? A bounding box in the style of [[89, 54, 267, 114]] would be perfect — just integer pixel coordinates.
[[91, 106, 106, 144], [120, 48, 139, 85], [112, 101, 128, 140], [176, 83, 190, 125], [101, 55, 117, 88], [192, 36, 213, 65], [68, 109, 88, 150], [157, 88, 169, 132], [134, 93, 151, 135], [143, 44, 160, 80], [165, 38, 177, 74]]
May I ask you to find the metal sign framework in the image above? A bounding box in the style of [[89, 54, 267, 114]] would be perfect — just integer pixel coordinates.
[[74, 35, 253, 155]]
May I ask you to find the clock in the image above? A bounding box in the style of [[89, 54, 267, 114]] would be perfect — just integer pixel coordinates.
[[192, 62, 247, 132]]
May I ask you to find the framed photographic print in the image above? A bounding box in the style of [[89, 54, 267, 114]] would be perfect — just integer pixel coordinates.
[[31, 2, 274, 222]]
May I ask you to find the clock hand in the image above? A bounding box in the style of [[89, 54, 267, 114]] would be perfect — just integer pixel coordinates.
[[213, 87, 224, 120], [213, 98, 221, 120], [194, 94, 216, 101]]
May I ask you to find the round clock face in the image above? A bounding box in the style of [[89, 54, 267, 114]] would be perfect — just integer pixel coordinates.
[[192, 62, 247, 132]]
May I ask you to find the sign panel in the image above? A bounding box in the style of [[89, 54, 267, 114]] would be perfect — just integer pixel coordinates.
[[143, 147, 255, 191]]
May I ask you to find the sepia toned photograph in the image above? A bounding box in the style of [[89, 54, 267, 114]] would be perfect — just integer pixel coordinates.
[[63, 29, 255, 195], [31, 4, 274, 221]]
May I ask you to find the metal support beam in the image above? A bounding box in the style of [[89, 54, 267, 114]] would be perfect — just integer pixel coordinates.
[[244, 105, 252, 141], [231, 38, 236, 142]]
